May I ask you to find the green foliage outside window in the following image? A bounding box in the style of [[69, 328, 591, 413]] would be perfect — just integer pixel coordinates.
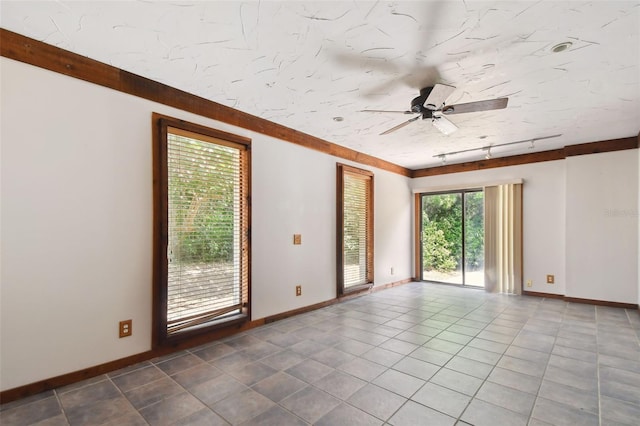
[[168, 136, 238, 264], [464, 192, 484, 270], [422, 192, 483, 272]]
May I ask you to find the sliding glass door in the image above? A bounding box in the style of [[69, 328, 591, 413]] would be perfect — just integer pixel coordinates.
[[421, 190, 484, 287]]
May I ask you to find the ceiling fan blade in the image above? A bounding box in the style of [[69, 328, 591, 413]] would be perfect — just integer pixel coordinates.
[[333, 51, 400, 74], [441, 98, 508, 115], [361, 109, 414, 114], [360, 77, 402, 98], [417, 1, 444, 57], [402, 65, 442, 91], [380, 116, 421, 135], [424, 83, 456, 110], [431, 115, 458, 135]]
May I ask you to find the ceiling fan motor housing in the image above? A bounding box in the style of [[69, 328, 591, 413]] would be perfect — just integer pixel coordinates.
[[411, 86, 435, 115], [411, 97, 434, 119], [410, 96, 423, 113]]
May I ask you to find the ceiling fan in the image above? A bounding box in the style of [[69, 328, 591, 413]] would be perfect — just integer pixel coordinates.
[[363, 84, 508, 135]]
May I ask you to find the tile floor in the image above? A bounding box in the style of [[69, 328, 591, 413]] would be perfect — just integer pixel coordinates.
[[2, 282, 640, 425]]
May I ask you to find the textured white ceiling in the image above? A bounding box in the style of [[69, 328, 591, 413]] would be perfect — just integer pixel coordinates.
[[2, 1, 639, 169]]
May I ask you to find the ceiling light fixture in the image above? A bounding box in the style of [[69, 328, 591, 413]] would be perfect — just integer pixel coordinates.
[[431, 115, 458, 136], [432, 134, 562, 164], [551, 41, 572, 53]]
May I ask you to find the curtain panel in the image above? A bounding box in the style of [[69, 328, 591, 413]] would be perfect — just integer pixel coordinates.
[[484, 183, 523, 294]]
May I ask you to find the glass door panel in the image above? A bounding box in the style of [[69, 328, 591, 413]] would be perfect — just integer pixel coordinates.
[[464, 191, 485, 287], [422, 193, 463, 285]]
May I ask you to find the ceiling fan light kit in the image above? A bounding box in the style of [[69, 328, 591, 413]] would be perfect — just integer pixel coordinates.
[[431, 115, 458, 135]]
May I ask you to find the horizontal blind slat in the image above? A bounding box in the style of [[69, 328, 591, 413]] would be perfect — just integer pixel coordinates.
[[166, 131, 246, 331], [343, 172, 371, 288]]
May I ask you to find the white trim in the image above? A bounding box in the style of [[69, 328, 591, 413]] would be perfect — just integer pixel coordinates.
[[412, 178, 524, 194]]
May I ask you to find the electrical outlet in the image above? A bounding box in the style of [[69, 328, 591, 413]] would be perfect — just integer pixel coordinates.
[[390, 267, 394, 275], [295, 285, 302, 296], [119, 319, 132, 338], [526, 280, 532, 287], [293, 234, 302, 245], [546, 274, 555, 284]]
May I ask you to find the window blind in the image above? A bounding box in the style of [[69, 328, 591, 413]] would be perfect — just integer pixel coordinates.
[[166, 128, 248, 334], [341, 168, 373, 290]]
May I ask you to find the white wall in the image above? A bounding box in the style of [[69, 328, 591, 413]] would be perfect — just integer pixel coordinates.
[[565, 151, 639, 303], [0, 57, 412, 391], [412, 161, 567, 295], [250, 136, 337, 319], [373, 170, 413, 286], [412, 152, 639, 304]]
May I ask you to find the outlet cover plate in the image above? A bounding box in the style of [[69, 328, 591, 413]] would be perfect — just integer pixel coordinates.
[[119, 319, 132, 338]]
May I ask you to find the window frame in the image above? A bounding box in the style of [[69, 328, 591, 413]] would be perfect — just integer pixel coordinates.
[[336, 163, 374, 296], [152, 113, 251, 347]]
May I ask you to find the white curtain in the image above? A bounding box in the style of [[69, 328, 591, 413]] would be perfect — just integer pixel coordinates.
[[484, 183, 523, 294]]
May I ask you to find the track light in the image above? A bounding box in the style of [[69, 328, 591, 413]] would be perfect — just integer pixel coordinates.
[[431, 134, 561, 164]]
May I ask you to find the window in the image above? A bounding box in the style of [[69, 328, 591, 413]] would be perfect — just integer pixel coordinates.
[[153, 114, 250, 345], [337, 164, 374, 295]]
